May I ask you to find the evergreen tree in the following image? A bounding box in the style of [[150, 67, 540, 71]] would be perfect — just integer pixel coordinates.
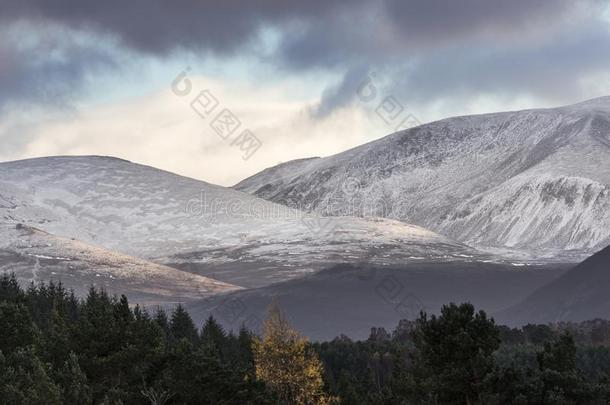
[[3, 275, 610, 404], [170, 304, 198, 346], [538, 333, 594, 403], [410, 302, 500, 404], [42, 307, 71, 367], [235, 325, 257, 375], [0, 273, 24, 304], [0, 347, 62, 404], [154, 307, 171, 344], [162, 339, 273, 404], [200, 315, 227, 355], [0, 301, 38, 352], [57, 352, 92, 405]]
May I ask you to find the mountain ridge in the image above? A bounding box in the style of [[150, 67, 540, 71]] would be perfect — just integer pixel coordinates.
[[235, 97, 610, 256]]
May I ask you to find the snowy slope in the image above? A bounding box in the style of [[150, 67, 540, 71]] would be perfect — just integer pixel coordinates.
[[0, 156, 486, 287], [0, 223, 239, 306], [236, 97, 610, 255]]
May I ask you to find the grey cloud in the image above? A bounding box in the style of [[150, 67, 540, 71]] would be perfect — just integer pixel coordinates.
[[3, 0, 599, 59], [309, 65, 370, 119], [391, 24, 610, 106], [0, 0, 360, 56], [382, 0, 597, 44], [0, 22, 116, 111], [1, 0, 609, 117], [281, 0, 609, 118], [274, 0, 604, 70], [0, 0, 361, 109]]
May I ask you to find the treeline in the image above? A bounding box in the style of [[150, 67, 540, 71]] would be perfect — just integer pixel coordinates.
[[317, 311, 610, 404], [2, 274, 610, 404]]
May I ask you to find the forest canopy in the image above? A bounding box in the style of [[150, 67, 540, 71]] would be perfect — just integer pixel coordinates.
[[1, 274, 610, 404]]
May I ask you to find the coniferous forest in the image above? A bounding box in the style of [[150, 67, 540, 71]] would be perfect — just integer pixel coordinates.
[[2, 273, 610, 405]]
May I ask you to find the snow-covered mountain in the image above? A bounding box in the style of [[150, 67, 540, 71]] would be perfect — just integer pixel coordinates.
[[236, 97, 610, 256], [0, 223, 239, 306], [0, 156, 485, 288]]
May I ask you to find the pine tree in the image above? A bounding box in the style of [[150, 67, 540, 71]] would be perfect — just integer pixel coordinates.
[[200, 316, 227, 355], [0, 301, 39, 352], [57, 353, 92, 405], [0, 273, 25, 304], [0, 347, 62, 404], [43, 307, 71, 367], [169, 304, 198, 346], [114, 295, 134, 332], [154, 307, 171, 344], [253, 300, 333, 404], [537, 332, 594, 403], [410, 302, 500, 405]]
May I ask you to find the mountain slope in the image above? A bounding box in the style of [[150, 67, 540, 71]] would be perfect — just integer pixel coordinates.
[[0, 156, 486, 288], [497, 245, 610, 325], [0, 223, 239, 306], [236, 97, 610, 256], [190, 261, 570, 341]]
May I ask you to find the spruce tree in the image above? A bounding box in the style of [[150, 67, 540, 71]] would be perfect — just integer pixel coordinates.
[[410, 302, 500, 404], [200, 316, 227, 355], [170, 304, 198, 346]]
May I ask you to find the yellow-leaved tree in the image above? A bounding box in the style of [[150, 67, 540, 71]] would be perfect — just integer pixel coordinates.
[[253, 300, 335, 405]]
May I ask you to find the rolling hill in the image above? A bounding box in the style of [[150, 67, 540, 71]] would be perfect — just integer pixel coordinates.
[[0, 156, 486, 289], [0, 223, 239, 306]]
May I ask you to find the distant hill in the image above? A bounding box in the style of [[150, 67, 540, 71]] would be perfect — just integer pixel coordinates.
[[0, 156, 483, 290], [497, 245, 610, 325], [190, 261, 570, 341]]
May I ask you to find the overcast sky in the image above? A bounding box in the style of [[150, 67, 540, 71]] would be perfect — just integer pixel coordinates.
[[1, 0, 610, 185]]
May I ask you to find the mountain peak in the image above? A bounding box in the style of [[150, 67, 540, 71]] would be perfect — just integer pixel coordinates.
[[4, 155, 132, 165], [236, 98, 610, 256], [561, 95, 610, 112]]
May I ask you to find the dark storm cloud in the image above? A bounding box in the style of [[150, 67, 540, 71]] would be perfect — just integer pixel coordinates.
[[0, 42, 114, 110], [0, 37, 115, 111], [394, 25, 610, 103], [310, 65, 371, 119], [383, 0, 586, 44], [0, 0, 608, 114], [0, 0, 360, 55], [273, 0, 604, 70], [291, 0, 609, 116], [2, 0, 599, 58], [0, 0, 362, 109]]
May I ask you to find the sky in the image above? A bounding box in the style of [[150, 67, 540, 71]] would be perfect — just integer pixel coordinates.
[[1, 0, 610, 186]]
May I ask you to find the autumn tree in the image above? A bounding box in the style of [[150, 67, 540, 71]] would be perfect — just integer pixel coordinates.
[[253, 300, 334, 405]]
